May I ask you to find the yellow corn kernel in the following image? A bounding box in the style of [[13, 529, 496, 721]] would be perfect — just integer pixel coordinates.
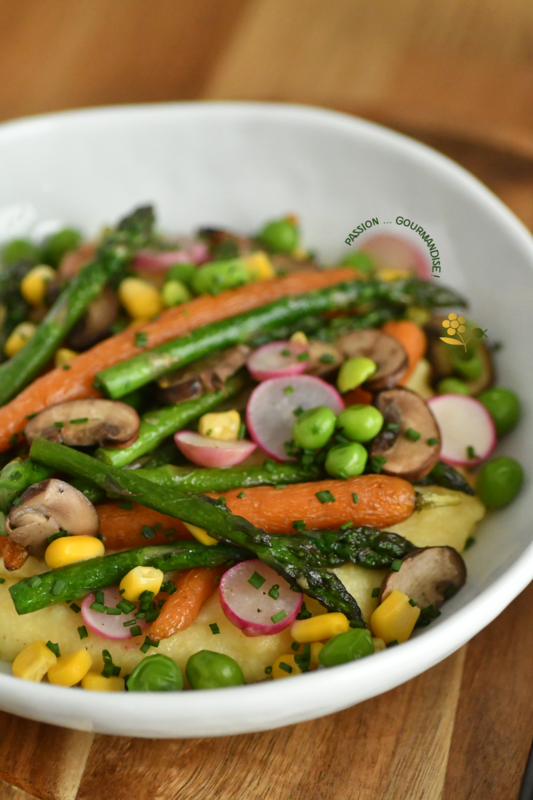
[[290, 331, 308, 345], [198, 409, 241, 441], [310, 641, 324, 665], [291, 612, 350, 644], [370, 590, 420, 644], [54, 347, 79, 368], [372, 637, 387, 653], [183, 521, 218, 546], [271, 654, 303, 680], [47, 649, 92, 687], [4, 322, 36, 357], [291, 246, 308, 261], [81, 672, 125, 692], [244, 251, 275, 281], [378, 268, 407, 282], [45, 535, 104, 569], [12, 641, 57, 682], [118, 277, 163, 321], [119, 565, 164, 602], [20, 264, 56, 306]]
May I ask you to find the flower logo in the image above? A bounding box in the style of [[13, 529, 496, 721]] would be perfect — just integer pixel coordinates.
[[440, 313, 487, 351]]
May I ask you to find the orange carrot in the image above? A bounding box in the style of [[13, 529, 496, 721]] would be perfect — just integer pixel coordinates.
[[209, 475, 415, 534], [96, 502, 192, 550], [0, 268, 354, 451], [150, 566, 225, 641], [381, 320, 427, 385]]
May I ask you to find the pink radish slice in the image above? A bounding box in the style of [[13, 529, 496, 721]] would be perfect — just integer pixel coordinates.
[[174, 430, 256, 468], [219, 559, 302, 637], [246, 374, 344, 461], [427, 394, 496, 466], [81, 586, 147, 641], [359, 234, 430, 279], [246, 340, 309, 382], [133, 241, 209, 271]]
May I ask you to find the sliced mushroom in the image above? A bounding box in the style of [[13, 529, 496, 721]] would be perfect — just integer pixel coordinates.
[[24, 399, 140, 449], [336, 329, 408, 391], [371, 387, 441, 481], [6, 478, 99, 557], [157, 345, 251, 404], [379, 546, 466, 609], [66, 287, 120, 350], [304, 340, 344, 377], [425, 315, 494, 394]]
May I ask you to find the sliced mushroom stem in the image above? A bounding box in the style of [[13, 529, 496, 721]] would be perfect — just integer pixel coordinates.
[[24, 399, 140, 449], [379, 546, 467, 610]]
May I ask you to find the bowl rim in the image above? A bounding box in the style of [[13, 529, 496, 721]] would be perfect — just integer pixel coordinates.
[[1, 100, 532, 737]]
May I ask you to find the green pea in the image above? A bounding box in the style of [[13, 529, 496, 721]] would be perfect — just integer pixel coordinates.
[[436, 377, 470, 396], [257, 218, 299, 254], [336, 405, 384, 442], [476, 456, 524, 509], [166, 262, 196, 285], [337, 357, 377, 394], [292, 406, 336, 450], [339, 252, 376, 275], [40, 228, 82, 268], [2, 238, 40, 266], [191, 258, 251, 296], [449, 349, 484, 380], [162, 279, 192, 307], [478, 387, 520, 436], [325, 442, 368, 478], [186, 650, 245, 690], [126, 654, 183, 692], [319, 628, 374, 668]]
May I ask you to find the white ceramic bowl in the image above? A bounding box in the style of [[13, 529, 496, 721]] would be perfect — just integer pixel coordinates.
[[0, 103, 532, 738]]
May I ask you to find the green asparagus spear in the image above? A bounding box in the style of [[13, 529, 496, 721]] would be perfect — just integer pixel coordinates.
[[0, 457, 53, 514], [29, 437, 364, 621], [96, 374, 245, 467], [135, 461, 321, 493], [95, 278, 467, 399], [9, 541, 248, 615], [415, 461, 475, 496], [0, 206, 156, 405]]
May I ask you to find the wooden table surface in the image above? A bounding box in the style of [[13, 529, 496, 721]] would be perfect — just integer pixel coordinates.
[[1, 2, 533, 798]]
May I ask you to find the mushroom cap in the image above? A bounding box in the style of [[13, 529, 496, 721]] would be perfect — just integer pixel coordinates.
[[304, 341, 344, 377], [157, 345, 250, 404], [6, 478, 99, 556], [67, 287, 119, 350], [24, 399, 140, 449], [371, 387, 441, 481], [379, 546, 467, 609], [336, 329, 408, 391]]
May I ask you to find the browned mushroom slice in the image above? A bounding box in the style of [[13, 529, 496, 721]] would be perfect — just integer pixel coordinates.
[[304, 340, 344, 377], [371, 387, 441, 481], [24, 399, 140, 449], [379, 546, 466, 609], [6, 478, 99, 557], [157, 345, 251, 404], [336, 329, 408, 390], [1, 538, 30, 571], [66, 287, 120, 350]]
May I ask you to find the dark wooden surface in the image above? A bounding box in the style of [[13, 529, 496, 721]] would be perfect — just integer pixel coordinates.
[[0, 2, 532, 797]]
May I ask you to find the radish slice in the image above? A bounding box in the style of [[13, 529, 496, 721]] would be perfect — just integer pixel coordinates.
[[427, 394, 496, 466], [133, 240, 209, 271], [246, 375, 344, 460], [81, 586, 147, 640], [359, 234, 430, 279], [246, 340, 309, 382], [219, 559, 302, 637], [174, 430, 256, 468]]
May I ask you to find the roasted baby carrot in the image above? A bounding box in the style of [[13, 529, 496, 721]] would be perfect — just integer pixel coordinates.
[[381, 319, 427, 385], [96, 502, 192, 550], [209, 474, 415, 533], [150, 565, 225, 641]]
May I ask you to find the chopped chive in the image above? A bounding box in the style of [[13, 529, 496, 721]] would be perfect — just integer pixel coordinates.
[[9, 434, 19, 446], [280, 349, 291, 356], [464, 536, 476, 550], [386, 640, 399, 648], [62, 364, 71, 370], [263, 460, 275, 474], [209, 623, 220, 635], [271, 609, 287, 624], [51, 579, 66, 595], [25, 413, 37, 420], [160, 580, 177, 595], [118, 500, 133, 510], [294, 643, 311, 671], [237, 491, 246, 499], [265, 665, 272, 675], [129, 625, 142, 637], [408, 599, 417, 607], [12, 497, 22, 506], [237, 422, 246, 439], [466, 445, 476, 460], [205, 429, 213, 436], [371, 455, 387, 473], [283, 385, 294, 395], [319, 353, 335, 364], [28, 576, 42, 588], [154, 523, 162, 531], [426, 437, 439, 446], [9, 470, 21, 481], [90, 602, 106, 613], [390, 559, 402, 572], [78, 625, 88, 639], [340, 522, 352, 530], [141, 525, 156, 540], [268, 584, 280, 600], [216, 496, 227, 506], [352, 493, 360, 505], [140, 636, 159, 654], [106, 607, 121, 616], [70, 417, 89, 424], [95, 589, 104, 605], [405, 428, 420, 441], [53, 421, 64, 429], [371, 587, 380, 598], [134, 332, 148, 348], [291, 642, 300, 651], [296, 351, 310, 362], [292, 520, 306, 532], [0, 577, 5, 584], [123, 619, 137, 627], [296, 602, 312, 620], [47, 530, 70, 544], [248, 571, 266, 590], [316, 490, 335, 504], [443, 583, 458, 600], [101, 650, 121, 678], [46, 641, 60, 658], [385, 423, 400, 432], [274, 484, 287, 490], [279, 661, 292, 673], [293, 406, 304, 417]]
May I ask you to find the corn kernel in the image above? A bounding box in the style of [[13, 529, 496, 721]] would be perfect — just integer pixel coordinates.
[[372, 637, 387, 653], [198, 410, 241, 441], [12, 641, 57, 682], [4, 322, 36, 357], [291, 246, 308, 261], [291, 612, 350, 643], [183, 521, 218, 546], [55, 347, 79, 368], [272, 654, 303, 680], [378, 268, 407, 282], [20, 264, 56, 306], [118, 277, 163, 321], [81, 672, 125, 692], [47, 649, 92, 686], [119, 565, 164, 602], [45, 535, 104, 569], [290, 330, 308, 345], [244, 251, 275, 282], [370, 590, 420, 644], [310, 641, 324, 665]]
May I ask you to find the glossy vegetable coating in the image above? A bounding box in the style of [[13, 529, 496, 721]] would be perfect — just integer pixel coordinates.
[[415, 460, 475, 496], [436, 377, 470, 395], [127, 654, 183, 692], [0, 458, 53, 514], [292, 406, 337, 450], [186, 650, 245, 689], [478, 387, 521, 436], [325, 442, 368, 478], [337, 357, 376, 393], [319, 628, 375, 667], [136, 462, 321, 493], [476, 456, 524, 509], [150, 566, 224, 640], [336, 405, 384, 442]]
